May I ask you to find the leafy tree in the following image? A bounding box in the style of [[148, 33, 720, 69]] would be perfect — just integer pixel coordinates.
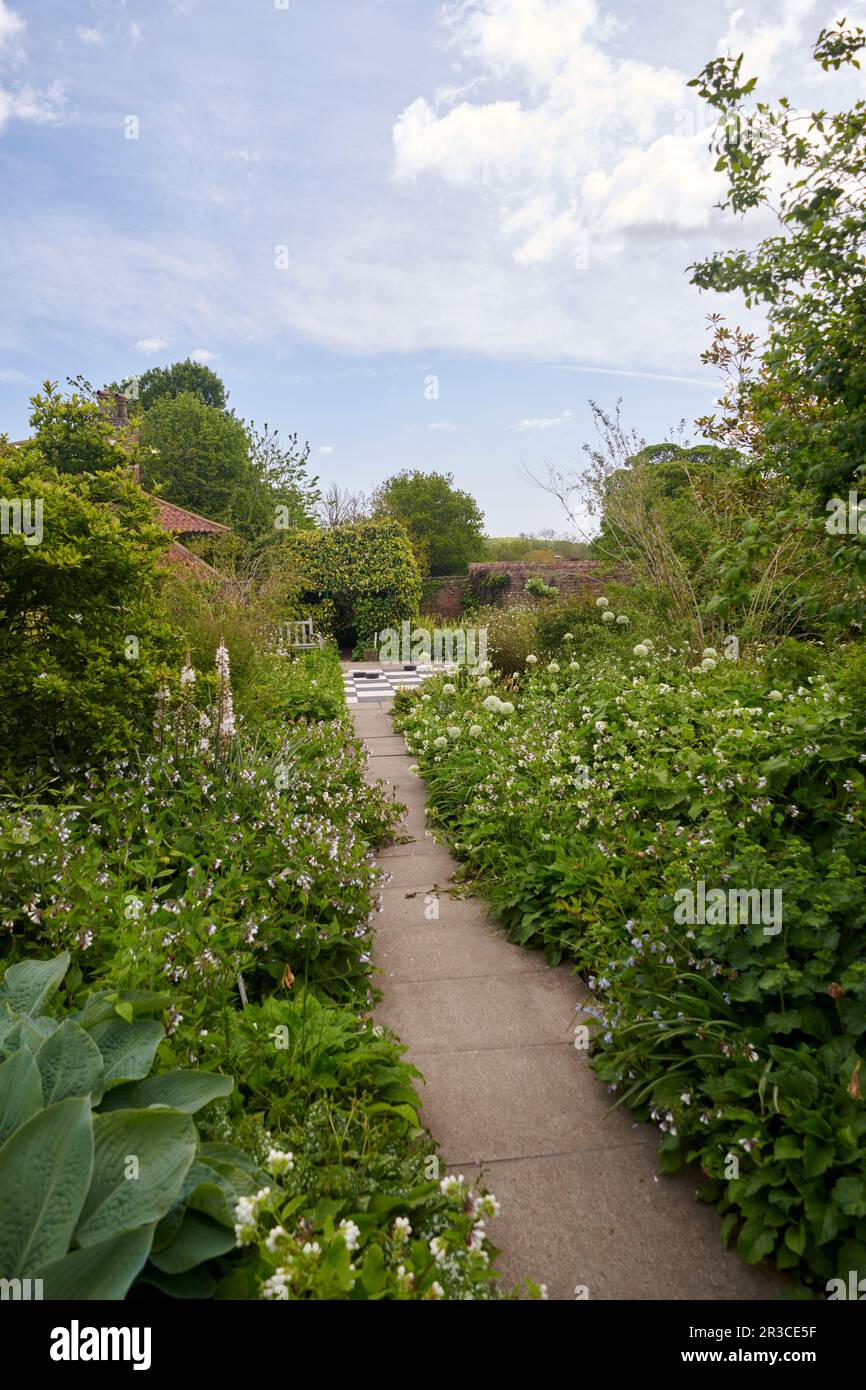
[[26, 382, 135, 476], [688, 18, 866, 614], [372, 470, 485, 576], [247, 422, 321, 533], [137, 359, 227, 412], [139, 392, 264, 532], [0, 427, 177, 777]]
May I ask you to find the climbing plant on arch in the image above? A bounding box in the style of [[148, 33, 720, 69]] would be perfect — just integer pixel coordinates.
[[284, 519, 421, 647]]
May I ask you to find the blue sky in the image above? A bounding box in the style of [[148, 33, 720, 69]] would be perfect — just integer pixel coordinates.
[[0, 0, 858, 534]]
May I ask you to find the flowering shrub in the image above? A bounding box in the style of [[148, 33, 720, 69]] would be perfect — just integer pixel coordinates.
[[394, 636, 866, 1289], [1, 650, 509, 1300]]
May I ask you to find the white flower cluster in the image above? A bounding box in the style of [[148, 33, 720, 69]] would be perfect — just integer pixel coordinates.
[[233, 1186, 271, 1245], [266, 1147, 294, 1177]]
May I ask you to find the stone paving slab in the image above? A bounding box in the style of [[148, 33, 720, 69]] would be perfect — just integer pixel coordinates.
[[449, 1151, 781, 1302], [347, 684, 781, 1302]]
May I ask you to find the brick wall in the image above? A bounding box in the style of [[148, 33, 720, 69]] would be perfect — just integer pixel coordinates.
[[421, 575, 468, 618], [467, 560, 617, 606]]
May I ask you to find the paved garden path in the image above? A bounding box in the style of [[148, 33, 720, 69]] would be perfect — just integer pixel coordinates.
[[346, 664, 781, 1301]]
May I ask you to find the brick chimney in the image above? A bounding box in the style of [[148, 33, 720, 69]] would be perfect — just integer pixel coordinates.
[[114, 392, 129, 425], [96, 389, 112, 414]]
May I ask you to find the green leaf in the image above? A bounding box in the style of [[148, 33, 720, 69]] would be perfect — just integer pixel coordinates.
[[147, 1210, 235, 1274], [0, 1096, 93, 1275], [86, 1017, 165, 1086], [36, 1225, 155, 1301], [137, 1265, 216, 1299], [0, 1047, 43, 1145], [736, 1219, 777, 1264], [361, 1242, 385, 1295], [36, 1020, 104, 1105], [114, 1002, 134, 1025], [97, 1070, 233, 1115], [0, 953, 69, 1017], [75, 1108, 196, 1248]]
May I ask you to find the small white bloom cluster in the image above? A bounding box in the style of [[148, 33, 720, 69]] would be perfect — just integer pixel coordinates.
[[266, 1147, 294, 1177], [338, 1218, 361, 1251], [526, 654, 538, 665], [442, 683, 457, 695], [392, 1216, 412, 1242], [482, 695, 514, 714], [233, 1186, 271, 1246]]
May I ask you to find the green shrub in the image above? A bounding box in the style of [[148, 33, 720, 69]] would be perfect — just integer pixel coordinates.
[[0, 447, 178, 780], [394, 643, 866, 1290], [0, 953, 255, 1300], [282, 519, 421, 648]]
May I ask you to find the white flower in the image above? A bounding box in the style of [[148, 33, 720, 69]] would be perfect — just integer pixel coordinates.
[[180, 657, 197, 687], [701, 657, 717, 671], [393, 1216, 412, 1241], [769, 690, 783, 702], [440, 1173, 465, 1198], [301, 1241, 321, 1257], [702, 648, 717, 659], [265, 1225, 287, 1253], [442, 683, 456, 695], [525, 654, 538, 665], [601, 610, 615, 623], [596, 597, 609, 609], [429, 1236, 448, 1265], [569, 660, 580, 670], [483, 695, 502, 711], [633, 644, 649, 658], [547, 661, 560, 673], [615, 614, 630, 626], [476, 675, 492, 688], [447, 725, 461, 739], [499, 701, 514, 714], [433, 735, 448, 748], [429, 1281, 445, 1300], [339, 1219, 361, 1251], [469, 724, 483, 737], [563, 632, 574, 641], [594, 720, 607, 733], [266, 1147, 294, 1177]]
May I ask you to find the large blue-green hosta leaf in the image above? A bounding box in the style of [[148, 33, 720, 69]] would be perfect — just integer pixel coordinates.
[[75, 1108, 196, 1248], [97, 1070, 233, 1115], [36, 1225, 156, 1301], [0, 1096, 93, 1275], [0, 1047, 43, 1145], [36, 1020, 105, 1105], [85, 1017, 164, 1087], [0, 953, 70, 1017]]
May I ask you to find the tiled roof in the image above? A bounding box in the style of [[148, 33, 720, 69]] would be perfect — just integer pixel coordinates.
[[149, 497, 230, 535], [161, 540, 226, 580]]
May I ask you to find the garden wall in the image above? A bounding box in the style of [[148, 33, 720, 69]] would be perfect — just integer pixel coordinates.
[[466, 560, 616, 608]]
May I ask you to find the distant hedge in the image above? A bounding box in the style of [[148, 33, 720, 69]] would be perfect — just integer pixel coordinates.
[[284, 519, 421, 646]]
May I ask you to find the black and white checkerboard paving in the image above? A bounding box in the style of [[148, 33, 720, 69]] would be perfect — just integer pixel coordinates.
[[342, 664, 453, 704]]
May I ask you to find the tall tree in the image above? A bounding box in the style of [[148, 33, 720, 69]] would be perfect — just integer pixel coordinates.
[[137, 359, 227, 412], [139, 391, 262, 530], [372, 469, 485, 575]]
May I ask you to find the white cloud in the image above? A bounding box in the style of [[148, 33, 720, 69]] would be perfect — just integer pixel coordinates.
[[513, 408, 574, 431], [393, 0, 702, 267], [0, 367, 23, 383], [0, 0, 23, 52], [0, 3, 63, 135], [134, 337, 168, 354], [428, 420, 457, 432], [317, 444, 335, 454], [76, 26, 105, 47], [190, 348, 218, 363], [717, 0, 819, 83], [130, 21, 142, 45]]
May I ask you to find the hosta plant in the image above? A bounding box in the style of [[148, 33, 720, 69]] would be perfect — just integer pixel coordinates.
[[0, 953, 258, 1300]]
